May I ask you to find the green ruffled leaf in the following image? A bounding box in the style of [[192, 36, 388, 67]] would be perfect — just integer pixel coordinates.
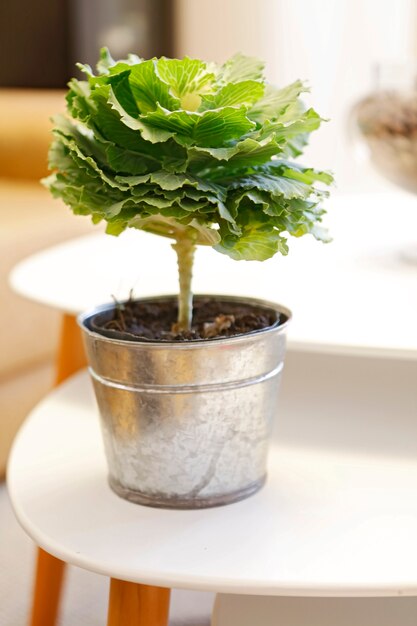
[[192, 107, 255, 146], [258, 108, 323, 142], [215, 212, 289, 261], [95, 47, 143, 76], [156, 57, 215, 110], [279, 163, 334, 186], [187, 137, 283, 174], [141, 105, 256, 147], [149, 171, 226, 198], [96, 47, 116, 75], [104, 71, 139, 117], [90, 85, 146, 149], [128, 59, 181, 112], [105, 144, 151, 175], [66, 79, 92, 122], [200, 80, 264, 110], [219, 53, 265, 83], [230, 173, 311, 199], [108, 92, 175, 143], [249, 80, 307, 122]]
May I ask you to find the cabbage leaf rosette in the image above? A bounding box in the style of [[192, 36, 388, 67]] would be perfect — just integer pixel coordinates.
[[44, 48, 333, 330]]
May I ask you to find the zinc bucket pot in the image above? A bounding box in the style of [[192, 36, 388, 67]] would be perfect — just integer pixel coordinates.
[[78, 295, 291, 509]]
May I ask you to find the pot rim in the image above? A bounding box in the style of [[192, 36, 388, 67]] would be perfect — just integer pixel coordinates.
[[77, 294, 292, 348]]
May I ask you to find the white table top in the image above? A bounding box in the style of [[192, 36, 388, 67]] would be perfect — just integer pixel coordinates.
[[10, 192, 417, 359], [8, 370, 417, 596]]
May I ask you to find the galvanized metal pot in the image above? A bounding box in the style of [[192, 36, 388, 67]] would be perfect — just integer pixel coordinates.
[[78, 295, 291, 509]]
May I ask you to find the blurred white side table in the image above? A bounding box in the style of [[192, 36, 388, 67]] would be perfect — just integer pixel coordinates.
[[8, 191, 417, 625], [8, 372, 417, 626], [10, 191, 417, 360]]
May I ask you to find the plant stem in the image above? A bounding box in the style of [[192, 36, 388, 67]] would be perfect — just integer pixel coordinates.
[[171, 234, 196, 332]]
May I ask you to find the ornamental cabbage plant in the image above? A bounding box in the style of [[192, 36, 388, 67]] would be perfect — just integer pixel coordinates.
[[45, 49, 333, 331]]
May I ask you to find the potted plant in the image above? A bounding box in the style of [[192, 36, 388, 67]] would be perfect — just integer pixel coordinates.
[[44, 48, 332, 509]]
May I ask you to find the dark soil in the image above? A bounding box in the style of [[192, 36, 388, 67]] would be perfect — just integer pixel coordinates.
[[89, 296, 285, 342]]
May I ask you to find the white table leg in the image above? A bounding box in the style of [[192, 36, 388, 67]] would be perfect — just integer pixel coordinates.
[[212, 595, 417, 626]]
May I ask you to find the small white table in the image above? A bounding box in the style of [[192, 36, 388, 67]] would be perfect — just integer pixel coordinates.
[[8, 371, 417, 625], [10, 191, 417, 360], [8, 190, 417, 624]]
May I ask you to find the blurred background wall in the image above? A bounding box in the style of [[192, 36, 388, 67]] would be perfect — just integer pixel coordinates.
[[1, 0, 416, 190], [0, 0, 174, 87]]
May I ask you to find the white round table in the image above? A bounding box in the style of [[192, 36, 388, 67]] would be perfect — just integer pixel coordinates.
[[8, 370, 417, 599], [10, 191, 417, 360], [8, 190, 417, 624]]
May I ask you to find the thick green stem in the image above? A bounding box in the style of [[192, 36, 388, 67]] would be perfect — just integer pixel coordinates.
[[171, 235, 196, 332]]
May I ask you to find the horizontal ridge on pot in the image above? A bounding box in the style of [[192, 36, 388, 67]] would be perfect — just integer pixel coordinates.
[[79, 295, 290, 387]]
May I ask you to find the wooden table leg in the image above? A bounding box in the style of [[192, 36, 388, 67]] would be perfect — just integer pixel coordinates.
[[54, 313, 87, 385], [30, 313, 87, 626], [107, 579, 171, 626], [29, 549, 66, 626]]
